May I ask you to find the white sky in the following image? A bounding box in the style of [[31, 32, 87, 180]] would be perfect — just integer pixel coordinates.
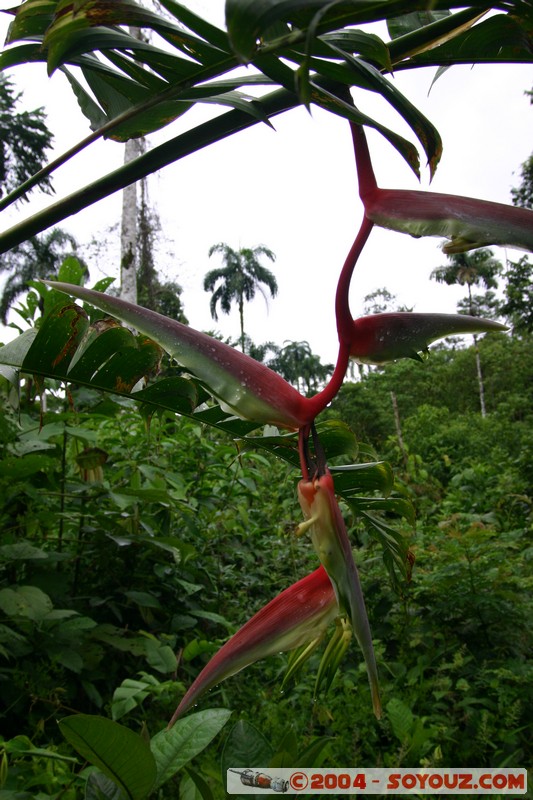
[[0, 5, 532, 363]]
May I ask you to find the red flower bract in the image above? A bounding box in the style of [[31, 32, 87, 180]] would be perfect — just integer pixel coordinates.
[[168, 566, 337, 726]]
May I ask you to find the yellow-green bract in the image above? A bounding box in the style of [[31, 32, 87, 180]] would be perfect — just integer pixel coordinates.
[[297, 470, 381, 718]]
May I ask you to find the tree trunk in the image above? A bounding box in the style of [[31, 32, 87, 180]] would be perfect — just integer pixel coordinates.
[[239, 294, 245, 352], [119, 25, 146, 304], [120, 139, 139, 304], [473, 334, 487, 418]]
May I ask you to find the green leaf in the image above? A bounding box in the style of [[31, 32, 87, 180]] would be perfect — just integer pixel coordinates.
[[58, 714, 157, 800], [386, 697, 414, 743], [111, 677, 159, 721], [182, 767, 215, 800], [0, 454, 57, 480], [22, 303, 90, 377], [150, 709, 232, 790], [0, 542, 49, 561], [0, 330, 39, 368], [85, 770, 128, 800], [0, 586, 53, 621], [144, 642, 178, 674], [387, 10, 451, 40], [404, 13, 533, 68], [331, 461, 394, 496], [316, 42, 442, 177], [221, 719, 273, 776], [159, 0, 231, 53]]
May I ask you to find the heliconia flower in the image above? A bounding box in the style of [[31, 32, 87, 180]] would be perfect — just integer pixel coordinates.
[[351, 122, 533, 254], [168, 566, 337, 726], [297, 469, 381, 718], [44, 281, 311, 429], [349, 312, 508, 365]]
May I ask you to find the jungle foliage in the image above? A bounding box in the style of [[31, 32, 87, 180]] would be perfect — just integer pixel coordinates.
[[0, 278, 531, 796]]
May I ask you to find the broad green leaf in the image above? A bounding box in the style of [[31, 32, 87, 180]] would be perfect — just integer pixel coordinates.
[[4, 0, 56, 43], [22, 303, 89, 377], [221, 719, 273, 776], [0, 586, 53, 621], [150, 708, 231, 789], [144, 642, 178, 674], [387, 697, 414, 743], [42, 0, 192, 74], [254, 53, 423, 177], [320, 29, 392, 70], [347, 496, 416, 526], [316, 42, 442, 177], [58, 714, 157, 800], [225, 0, 483, 61], [0, 329, 38, 368]]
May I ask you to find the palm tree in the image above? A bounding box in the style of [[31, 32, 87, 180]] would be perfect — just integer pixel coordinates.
[[204, 243, 278, 352], [0, 228, 81, 324], [271, 340, 333, 394], [431, 248, 502, 417]]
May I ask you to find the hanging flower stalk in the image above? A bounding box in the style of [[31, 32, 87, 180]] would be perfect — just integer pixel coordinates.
[[350, 121, 533, 255], [46, 158, 509, 725], [168, 566, 338, 726], [297, 467, 381, 719]]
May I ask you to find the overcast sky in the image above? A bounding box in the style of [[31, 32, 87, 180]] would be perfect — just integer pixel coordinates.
[[1, 5, 531, 363]]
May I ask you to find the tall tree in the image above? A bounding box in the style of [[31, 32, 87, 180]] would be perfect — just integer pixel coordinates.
[[499, 255, 533, 334], [120, 137, 144, 304], [431, 248, 502, 417], [119, 24, 148, 304], [0, 75, 80, 325], [0, 73, 53, 202], [204, 243, 278, 352]]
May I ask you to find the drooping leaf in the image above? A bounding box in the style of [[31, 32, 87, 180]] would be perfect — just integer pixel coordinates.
[[396, 13, 533, 69], [58, 714, 157, 800]]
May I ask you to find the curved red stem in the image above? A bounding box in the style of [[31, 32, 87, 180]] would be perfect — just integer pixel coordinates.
[[300, 122, 375, 424]]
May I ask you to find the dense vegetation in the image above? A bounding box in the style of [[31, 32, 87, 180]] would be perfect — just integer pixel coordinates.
[[1, 296, 531, 794], [1, 1, 532, 797]]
